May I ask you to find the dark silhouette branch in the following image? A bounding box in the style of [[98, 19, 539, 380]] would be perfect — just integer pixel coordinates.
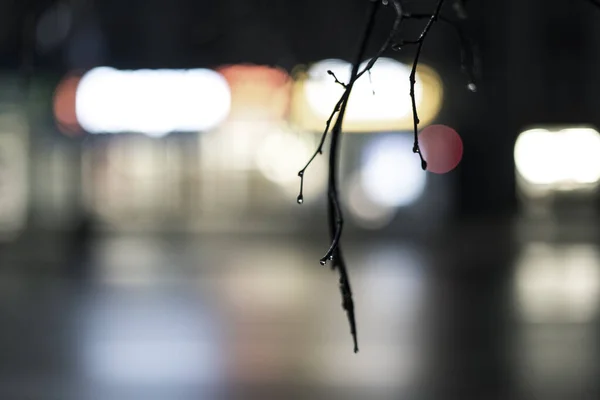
[[401, 12, 479, 91], [318, 0, 404, 266], [324, 0, 381, 354], [407, 0, 447, 168], [297, 0, 405, 206], [297, 0, 458, 353], [327, 70, 347, 88]]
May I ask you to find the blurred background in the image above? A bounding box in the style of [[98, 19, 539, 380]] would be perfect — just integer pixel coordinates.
[[1, 0, 600, 398]]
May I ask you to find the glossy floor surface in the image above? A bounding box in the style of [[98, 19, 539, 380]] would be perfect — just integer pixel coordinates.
[[1, 222, 599, 399]]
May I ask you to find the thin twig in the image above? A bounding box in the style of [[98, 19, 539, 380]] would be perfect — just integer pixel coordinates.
[[403, 12, 479, 91], [408, 0, 447, 169], [325, 0, 381, 354], [297, 0, 451, 353], [327, 70, 347, 88], [297, 0, 404, 204], [318, 0, 403, 264]]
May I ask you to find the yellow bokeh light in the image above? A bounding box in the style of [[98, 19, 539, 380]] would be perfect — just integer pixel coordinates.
[[289, 59, 443, 133]]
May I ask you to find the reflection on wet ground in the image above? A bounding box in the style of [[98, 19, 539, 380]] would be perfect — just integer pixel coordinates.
[[1, 224, 600, 399]]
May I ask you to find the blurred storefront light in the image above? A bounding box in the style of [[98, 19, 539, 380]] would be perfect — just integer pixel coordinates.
[[76, 67, 231, 137], [0, 113, 28, 240], [515, 243, 600, 323], [81, 295, 223, 386], [290, 58, 443, 132], [514, 127, 600, 192], [361, 133, 427, 207], [217, 65, 292, 122], [255, 130, 309, 185], [346, 171, 397, 229], [345, 134, 427, 229], [254, 124, 326, 198]]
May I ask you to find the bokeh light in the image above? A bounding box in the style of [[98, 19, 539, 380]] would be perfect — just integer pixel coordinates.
[[255, 129, 311, 185], [53, 73, 82, 136], [514, 127, 600, 188], [360, 133, 427, 207], [305, 58, 418, 122], [515, 243, 600, 323], [76, 67, 231, 136], [346, 171, 397, 229], [418, 124, 463, 174], [217, 65, 292, 122], [0, 113, 29, 239], [254, 125, 326, 198], [291, 59, 443, 132]]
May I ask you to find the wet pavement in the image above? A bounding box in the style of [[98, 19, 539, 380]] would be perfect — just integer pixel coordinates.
[[0, 221, 599, 399]]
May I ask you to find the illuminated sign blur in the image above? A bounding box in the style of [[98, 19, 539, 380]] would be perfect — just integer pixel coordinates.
[[515, 243, 600, 322], [345, 133, 427, 229], [75, 67, 231, 137], [514, 126, 600, 192], [0, 114, 28, 239], [290, 58, 443, 132], [361, 134, 427, 207], [217, 65, 292, 121]]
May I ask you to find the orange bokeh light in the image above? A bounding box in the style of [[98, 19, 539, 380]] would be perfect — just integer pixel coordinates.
[[217, 65, 292, 122], [53, 73, 82, 136]]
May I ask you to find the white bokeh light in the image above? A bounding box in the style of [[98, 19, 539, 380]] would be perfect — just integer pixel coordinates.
[[360, 134, 427, 207], [514, 127, 600, 187], [304, 58, 422, 122], [346, 171, 397, 229], [76, 67, 231, 137], [255, 129, 311, 185], [515, 243, 600, 323], [254, 126, 327, 199]]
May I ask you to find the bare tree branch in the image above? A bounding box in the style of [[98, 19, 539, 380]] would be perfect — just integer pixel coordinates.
[[402, 12, 479, 91], [321, 0, 381, 354], [296, 0, 404, 205], [406, 0, 447, 169], [297, 0, 454, 353]]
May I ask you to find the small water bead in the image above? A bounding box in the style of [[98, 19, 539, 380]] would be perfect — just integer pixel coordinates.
[[297, 196, 304, 204], [467, 83, 477, 92]]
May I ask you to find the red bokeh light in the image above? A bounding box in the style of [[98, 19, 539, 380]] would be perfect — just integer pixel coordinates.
[[418, 124, 463, 174]]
